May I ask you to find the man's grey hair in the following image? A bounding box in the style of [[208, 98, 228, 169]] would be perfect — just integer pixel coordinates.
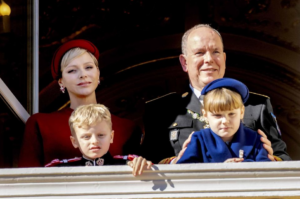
[[181, 24, 224, 55]]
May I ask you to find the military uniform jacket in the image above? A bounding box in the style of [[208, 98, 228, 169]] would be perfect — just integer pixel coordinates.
[[177, 123, 271, 163], [141, 90, 290, 164], [45, 152, 126, 167]]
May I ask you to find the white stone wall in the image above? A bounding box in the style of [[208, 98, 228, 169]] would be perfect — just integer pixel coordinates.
[[1, 161, 300, 198]]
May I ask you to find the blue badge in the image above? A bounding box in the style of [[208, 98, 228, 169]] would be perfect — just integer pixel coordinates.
[[271, 112, 282, 136]]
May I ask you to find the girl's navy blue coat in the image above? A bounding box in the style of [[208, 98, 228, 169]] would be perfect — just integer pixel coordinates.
[[177, 123, 271, 163]]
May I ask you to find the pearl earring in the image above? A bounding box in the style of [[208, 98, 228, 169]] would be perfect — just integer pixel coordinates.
[[60, 86, 65, 93]]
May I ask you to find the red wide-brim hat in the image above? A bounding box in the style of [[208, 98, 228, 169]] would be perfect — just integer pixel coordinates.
[[51, 39, 100, 80]]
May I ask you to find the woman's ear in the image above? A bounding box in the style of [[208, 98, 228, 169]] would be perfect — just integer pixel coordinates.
[[58, 78, 63, 87]]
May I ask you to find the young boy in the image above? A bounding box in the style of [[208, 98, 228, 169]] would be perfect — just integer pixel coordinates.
[[177, 78, 271, 163], [46, 104, 152, 176]]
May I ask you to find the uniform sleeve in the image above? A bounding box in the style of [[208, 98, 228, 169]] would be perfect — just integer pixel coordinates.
[[260, 99, 291, 160], [177, 133, 203, 164], [18, 115, 44, 167]]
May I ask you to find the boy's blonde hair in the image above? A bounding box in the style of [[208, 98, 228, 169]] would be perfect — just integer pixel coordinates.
[[203, 88, 244, 113], [69, 104, 112, 136], [61, 47, 99, 71]]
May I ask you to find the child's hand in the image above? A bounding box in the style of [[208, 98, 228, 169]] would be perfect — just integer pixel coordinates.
[[224, 158, 244, 163], [127, 156, 152, 176]]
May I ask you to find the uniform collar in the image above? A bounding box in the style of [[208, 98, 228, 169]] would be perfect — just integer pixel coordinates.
[[82, 156, 105, 166], [185, 86, 202, 114]]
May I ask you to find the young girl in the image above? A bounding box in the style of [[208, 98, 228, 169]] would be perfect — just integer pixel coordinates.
[[177, 78, 271, 163]]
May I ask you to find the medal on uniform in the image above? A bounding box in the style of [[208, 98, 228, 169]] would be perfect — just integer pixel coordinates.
[[239, 149, 244, 158], [187, 109, 209, 128], [187, 109, 205, 122]]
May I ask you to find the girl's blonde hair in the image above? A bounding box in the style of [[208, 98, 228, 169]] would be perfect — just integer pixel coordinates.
[[69, 104, 111, 136], [203, 88, 244, 113], [61, 47, 99, 72]]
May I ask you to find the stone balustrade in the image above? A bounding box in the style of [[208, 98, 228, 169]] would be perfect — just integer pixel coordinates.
[[1, 161, 300, 199]]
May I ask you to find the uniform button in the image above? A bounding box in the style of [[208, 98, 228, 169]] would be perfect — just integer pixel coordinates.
[[173, 123, 178, 127]]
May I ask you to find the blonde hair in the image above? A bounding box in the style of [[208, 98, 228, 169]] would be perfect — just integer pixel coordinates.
[[181, 24, 224, 55], [203, 88, 244, 113], [69, 104, 112, 136], [60, 47, 99, 72]]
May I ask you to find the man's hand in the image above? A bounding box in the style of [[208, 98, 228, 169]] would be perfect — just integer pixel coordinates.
[[224, 158, 244, 163], [128, 156, 152, 176], [172, 131, 195, 164], [257, 129, 275, 161]]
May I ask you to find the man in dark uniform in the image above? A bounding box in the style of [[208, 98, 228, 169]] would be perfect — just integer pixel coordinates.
[[141, 24, 291, 164]]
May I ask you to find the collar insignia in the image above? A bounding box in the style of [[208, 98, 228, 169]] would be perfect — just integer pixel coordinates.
[[85, 161, 93, 166], [96, 158, 104, 166]]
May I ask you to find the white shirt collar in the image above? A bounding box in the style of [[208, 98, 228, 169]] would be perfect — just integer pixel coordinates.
[[189, 84, 203, 105], [189, 84, 201, 99]]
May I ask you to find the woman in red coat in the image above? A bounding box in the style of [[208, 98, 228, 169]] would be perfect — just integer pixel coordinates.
[[19, 40, 141, 167]]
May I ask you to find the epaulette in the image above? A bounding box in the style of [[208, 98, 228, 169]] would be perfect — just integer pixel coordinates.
[[249, 91, 269, 99], [45, 157, 82, 167], [158, 156, 177, 164], [146, 92, 177, 104]]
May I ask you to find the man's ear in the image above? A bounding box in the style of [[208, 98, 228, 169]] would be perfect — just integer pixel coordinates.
[[179, 54, 188, 72], [110, 130, 114, 144], [70, 136, 79, 148]]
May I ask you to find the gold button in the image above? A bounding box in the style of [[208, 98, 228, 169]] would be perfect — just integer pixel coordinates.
[[182, 92, 189, 98], [173, 123, 178, 127]]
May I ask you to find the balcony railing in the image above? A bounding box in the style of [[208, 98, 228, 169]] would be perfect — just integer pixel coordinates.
[[1, 161, 300, 198]]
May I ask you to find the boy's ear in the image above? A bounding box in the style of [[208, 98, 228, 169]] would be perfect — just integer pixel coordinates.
[[70, 136, 79, 148], [110, 130, 114, 144], [240, 106, 245, 120]]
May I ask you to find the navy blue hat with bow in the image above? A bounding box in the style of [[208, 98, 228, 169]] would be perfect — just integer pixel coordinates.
[[201, 78, 249, 104]]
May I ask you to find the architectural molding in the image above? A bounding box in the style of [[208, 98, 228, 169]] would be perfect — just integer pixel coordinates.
[[0, 78, 30, 123], [1, 161, 300, 198]]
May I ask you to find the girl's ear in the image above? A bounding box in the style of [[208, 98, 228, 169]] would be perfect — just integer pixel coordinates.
[[240, 106, 245, 120], [202, 109, 207, 118]]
